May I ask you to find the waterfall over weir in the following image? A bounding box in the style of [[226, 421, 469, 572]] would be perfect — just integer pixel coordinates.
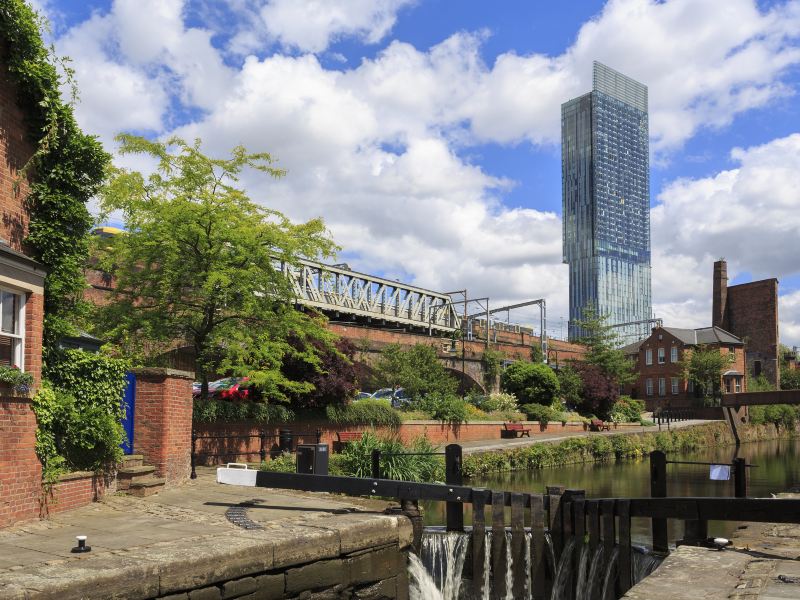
[[409, 529, 662, 600]]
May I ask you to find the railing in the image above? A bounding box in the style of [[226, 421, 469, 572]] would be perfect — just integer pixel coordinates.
[[218, 443, 800, 599]]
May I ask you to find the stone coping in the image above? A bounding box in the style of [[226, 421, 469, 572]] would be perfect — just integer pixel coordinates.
[[56, 471, 98, 483], [0, 511, 413, 599], [132, 367, 195, 380]]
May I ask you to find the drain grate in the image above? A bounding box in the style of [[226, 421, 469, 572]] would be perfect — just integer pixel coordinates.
[[225, 499, 265, 530]]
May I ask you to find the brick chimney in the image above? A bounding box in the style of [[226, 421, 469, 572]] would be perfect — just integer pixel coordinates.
[[712, 260, 728, 329]]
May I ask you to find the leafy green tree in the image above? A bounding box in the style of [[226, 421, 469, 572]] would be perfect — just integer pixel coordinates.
[[574, 305, 636, 387], [557, 363, 583, 407], [373, 343, 458, 400], [481, 348, 504, 390], [500, 361, 560, 406], [530, 343, 544, 364], [781, 367, 800, 391], [681, 345, 732, 401], [95, 135, 336, 400]]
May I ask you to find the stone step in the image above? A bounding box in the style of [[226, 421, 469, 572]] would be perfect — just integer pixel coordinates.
[[120, 454, 144, 468], [127, 477, 166, 497], [117, 465, 156, 490]]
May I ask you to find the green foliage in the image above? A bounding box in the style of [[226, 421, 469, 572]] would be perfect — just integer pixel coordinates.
[[193, 399, 295, 424], [0, 364, 34, 393], [0, 2, 111, 359], [780, 366, 800, 391], [47, 349, 129, 407], [681, 345, 732, 400], [520, 403, 563, 425], [500, 361, 560, 405], [332, 432, 444, 482], [373, 343, 458, 400], [95, 135, 336, 402], [749, 404, 800, 429], [573, 306, 635, 387], [557, 364, 583, 407], [529, 344, 544, 364], [749, 374, 775, 392], [414, 393, 469, 424], [481, 349, 504, 389], [609, 396, 646, 423], [325, 398, 401, 428]]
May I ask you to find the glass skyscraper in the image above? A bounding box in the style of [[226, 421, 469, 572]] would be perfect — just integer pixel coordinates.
[[562, 62, 652, 342]]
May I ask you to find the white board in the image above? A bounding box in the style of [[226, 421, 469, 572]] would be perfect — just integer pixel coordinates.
[[217, 465, 258, 487], [709, 464, 731, 481]]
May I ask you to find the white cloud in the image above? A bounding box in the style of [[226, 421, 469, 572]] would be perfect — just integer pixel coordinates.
[[780, 291, 800, 350], [652, 133, 800, 345]]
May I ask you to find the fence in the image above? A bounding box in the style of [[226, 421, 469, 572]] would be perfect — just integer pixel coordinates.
[[219, 443, 800, 599]]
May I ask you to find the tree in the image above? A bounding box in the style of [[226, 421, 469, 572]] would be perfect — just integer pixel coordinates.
[[574, 305, 636, 387], [681, 345, 731, 401], [557, 363, 583, 408], [96, 135, 336, 401], [500, 361, 560, 406], [530, 343, 544, 364], [572, 362, 618, 418], [781, 366, 800, 391], [282, 338, 359, 409], [373, 343, 458, 400]]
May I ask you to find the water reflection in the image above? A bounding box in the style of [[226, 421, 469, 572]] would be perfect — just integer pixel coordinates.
[[423, 438, 800, 546]]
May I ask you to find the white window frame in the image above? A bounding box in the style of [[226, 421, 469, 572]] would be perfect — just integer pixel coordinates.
[[670, 346, 678, 363], [645, 378, 653, 396], [0, 287, 25, 370], [735, 378, 742, 393], [658, 377, 666, 396], [657, 347, 665, 364], [671, 377, 679, 395], [645, 349, 652, 365]]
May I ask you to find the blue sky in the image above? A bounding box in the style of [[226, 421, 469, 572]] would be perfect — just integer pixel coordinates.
[[39, 0, 800, 344]]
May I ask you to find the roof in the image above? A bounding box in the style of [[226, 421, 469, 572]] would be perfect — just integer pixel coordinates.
[[620, 339, 645, 356], [661, 326, 743, 346]]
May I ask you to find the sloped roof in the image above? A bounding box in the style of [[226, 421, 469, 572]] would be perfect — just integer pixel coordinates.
[[661, 326, 743, 346], [620, 339, 645, 356]]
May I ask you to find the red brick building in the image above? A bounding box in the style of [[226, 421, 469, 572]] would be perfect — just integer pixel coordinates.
[[623, 326, 746, 411]]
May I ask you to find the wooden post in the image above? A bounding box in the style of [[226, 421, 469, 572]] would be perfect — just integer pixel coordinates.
[[734, 457, 748, 498], [445, 444, 464, 531], [547, 485, 566, 558], [472, 489, 489, 600], [530, 493, 547, 600], [371, 449, 381, 479], [587, 500, 600, 553], [650, 451, 669, 553], [511, 493, 526, 599], [600, 499, 616, 569], [492, 492, 507, 600], [617, 499, 632, 595]]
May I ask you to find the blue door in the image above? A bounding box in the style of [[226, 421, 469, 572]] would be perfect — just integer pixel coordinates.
[[120, 372, 136, 455]]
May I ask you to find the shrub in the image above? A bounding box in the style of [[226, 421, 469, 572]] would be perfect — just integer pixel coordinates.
[[610, 396, 645, 423], [749, 404, 800, 429], [326, 398, 401, 428], [414, 393, 469, 424], [572, 362, 619, 418], [520, 403, 559, 424], [334, 432, 444, 482], [557, 364, 583, 407], [193, 399, 295, 424], [481, 392, 519, 413], [500, 361, 560, 405]]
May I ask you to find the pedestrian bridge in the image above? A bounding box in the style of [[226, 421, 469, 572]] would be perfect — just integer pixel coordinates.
[[285, 258, 461, 333]]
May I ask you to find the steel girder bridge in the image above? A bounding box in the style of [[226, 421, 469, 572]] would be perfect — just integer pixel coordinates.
[[285, 258, 462, 333]]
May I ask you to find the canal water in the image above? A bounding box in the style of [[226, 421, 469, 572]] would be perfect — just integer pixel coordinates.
[[423, 437, 800, 547]]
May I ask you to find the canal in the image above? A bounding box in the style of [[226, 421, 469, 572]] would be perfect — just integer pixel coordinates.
[[423, 437, 800, 546]]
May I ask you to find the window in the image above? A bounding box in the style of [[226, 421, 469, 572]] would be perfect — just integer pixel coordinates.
[[687, 380, 694, 393], [670, 347, 678, 363], [646, 378, 653, 396], [658, 377, 666, 396], [671, 377, 679, 394], [754, 361, 762, 377], [735, 377, 742, 393], [725, 378, 732, 393], [645, 349, 652, 365], [0, 289, 24, 369], [657, 348, 665, 364]]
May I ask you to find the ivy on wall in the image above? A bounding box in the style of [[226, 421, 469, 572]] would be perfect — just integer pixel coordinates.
[[0, 1, 110, 364]]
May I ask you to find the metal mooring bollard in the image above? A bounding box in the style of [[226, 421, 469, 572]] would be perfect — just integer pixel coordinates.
[[71, 535, 91, 553]]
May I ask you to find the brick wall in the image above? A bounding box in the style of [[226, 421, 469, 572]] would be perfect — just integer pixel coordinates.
[[726, 279, 779, 387], [0, 398, 42, 528], [133, 368, 194, 484], [41, 472, 113, 517]]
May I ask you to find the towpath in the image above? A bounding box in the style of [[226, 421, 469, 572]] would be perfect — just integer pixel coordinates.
[[459, 418, 711, 454], [0, 467, 406, 599]]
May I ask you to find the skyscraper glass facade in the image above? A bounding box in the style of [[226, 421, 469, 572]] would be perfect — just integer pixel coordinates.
[[562, 62, 652, 342]]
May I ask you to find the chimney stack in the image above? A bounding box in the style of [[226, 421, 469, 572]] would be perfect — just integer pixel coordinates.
[[712, 260, 728, 329]]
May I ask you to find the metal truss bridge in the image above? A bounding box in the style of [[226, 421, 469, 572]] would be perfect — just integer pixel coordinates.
[[285, 259, 462, 333]]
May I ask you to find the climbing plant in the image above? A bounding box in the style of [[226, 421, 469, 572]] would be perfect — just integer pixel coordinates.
[[0, 2, 110, 365]]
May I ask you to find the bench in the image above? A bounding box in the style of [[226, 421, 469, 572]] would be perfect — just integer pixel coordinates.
[[590, 419, 611, 432], [501, 422, 531, 438], [334, 431, 364, 452]]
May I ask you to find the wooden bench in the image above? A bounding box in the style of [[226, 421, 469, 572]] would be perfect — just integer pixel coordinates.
[[590, 419, 611, 432], [334, 431, 364, 452], [501, 422, 531, 438]]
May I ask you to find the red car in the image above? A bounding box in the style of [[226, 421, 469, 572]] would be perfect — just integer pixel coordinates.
[[216, 377, 250, 401]]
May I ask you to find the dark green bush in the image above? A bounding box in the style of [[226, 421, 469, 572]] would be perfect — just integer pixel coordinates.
[[326, 399, 401, 428], [520, 403, 561, 424], [193, 399, 295, 424], [610, 396, 646, 423], [500, 361, 560, 405], [414, 393, 469, 424]]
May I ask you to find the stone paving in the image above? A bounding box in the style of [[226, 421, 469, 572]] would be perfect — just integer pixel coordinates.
[[0, 467, 406, 599]]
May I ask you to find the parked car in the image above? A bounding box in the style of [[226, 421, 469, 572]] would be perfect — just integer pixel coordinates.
[[217, 377, 251, 401], [370, 387, 412, 408], [193, 377, 239, 399], [354, 391, 373, 400]]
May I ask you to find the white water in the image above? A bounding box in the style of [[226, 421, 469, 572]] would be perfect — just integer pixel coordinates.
[[408, 552, 444, 600]]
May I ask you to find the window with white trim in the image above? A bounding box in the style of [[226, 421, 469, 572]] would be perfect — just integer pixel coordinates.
[[645, 378, 653, 396], [671, 377, 679, 394], [658, 377, 666, 396], [645, 349, 652, 365], [0, 289, 25, 369], [670, 346, 678, 363], [657, 347, 665, 364]]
